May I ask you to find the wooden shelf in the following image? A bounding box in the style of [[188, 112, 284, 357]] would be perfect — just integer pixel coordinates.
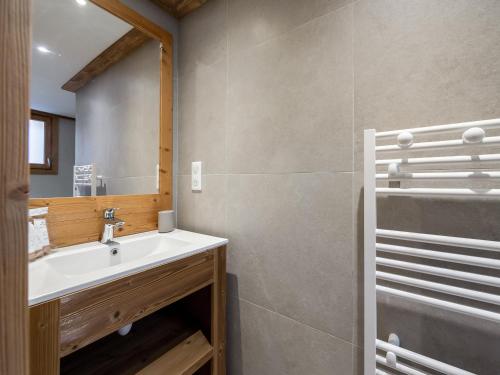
[[137, 331, 212, 375], [60, 307, 212, 375]]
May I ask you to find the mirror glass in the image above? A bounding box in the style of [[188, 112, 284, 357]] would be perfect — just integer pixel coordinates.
[[30, 0, 160, 198]]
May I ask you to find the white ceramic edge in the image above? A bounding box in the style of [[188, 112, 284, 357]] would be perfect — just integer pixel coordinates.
[[29, 229, 228, 306]]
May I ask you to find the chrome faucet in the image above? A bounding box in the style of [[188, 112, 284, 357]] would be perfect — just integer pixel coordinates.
[[101, 208, 125, 244]]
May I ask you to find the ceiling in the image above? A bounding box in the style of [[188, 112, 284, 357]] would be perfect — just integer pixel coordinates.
[[150, 0, 208, 18], [31, 0, 133, 117]]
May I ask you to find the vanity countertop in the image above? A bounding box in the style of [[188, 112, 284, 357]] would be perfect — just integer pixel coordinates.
[[29, 229, 228, 306]]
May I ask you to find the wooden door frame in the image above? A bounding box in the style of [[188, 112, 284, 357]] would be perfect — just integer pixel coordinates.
[[0, 0, 30, 373], [29, 0, 174, 248]]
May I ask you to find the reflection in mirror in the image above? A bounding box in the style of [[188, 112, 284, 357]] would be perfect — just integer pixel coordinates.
[[30, 0, 160, 198]]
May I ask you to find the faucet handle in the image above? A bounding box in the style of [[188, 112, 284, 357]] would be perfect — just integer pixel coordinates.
[[103, 207, 119, 219]]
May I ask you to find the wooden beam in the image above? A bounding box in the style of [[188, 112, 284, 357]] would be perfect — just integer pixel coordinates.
[[62, 28, 151, 93], [0, 0, 30, 373], [91, 0, 172, 43], [30, 108, 75, 122], [150, 0, 177, 15], [150, 0, 208, 18], [175, 0, 208, 18]]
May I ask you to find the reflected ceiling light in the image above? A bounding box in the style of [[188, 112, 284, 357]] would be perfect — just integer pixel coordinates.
[[37, 46, 51, 54], [36, 45, 61, 56], [75, 0, 87, 6]]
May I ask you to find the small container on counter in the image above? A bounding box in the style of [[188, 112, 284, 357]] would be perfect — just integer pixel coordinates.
[[158, 210, 175, 233]]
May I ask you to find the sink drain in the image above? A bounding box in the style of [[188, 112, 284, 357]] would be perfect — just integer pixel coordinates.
[[110, 248, 119, 256]]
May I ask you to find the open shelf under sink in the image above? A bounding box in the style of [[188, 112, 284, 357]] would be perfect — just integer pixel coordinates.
[[60, 306, 213, 375]]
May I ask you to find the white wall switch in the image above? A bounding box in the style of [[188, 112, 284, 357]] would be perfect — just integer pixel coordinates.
[[191, 161, 202, 191]]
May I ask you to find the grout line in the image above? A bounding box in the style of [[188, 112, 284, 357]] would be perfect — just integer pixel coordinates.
[[177, 171, 356, 177], [226, 0, 357, 59], [178, 55, 226, 81], [237, 296, 356, 348], [350, 0, 357, 347], [224, 0, 230, 238], [224, 0, 229, 177]]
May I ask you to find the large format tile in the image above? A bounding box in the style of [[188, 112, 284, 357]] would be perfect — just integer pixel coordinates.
[[353, 0, 500, 170], [176, 174, 227, 237], [227, 297, 354, 375], [179, 0, 227, 76], [226, 6, 353, 174], [75, 40, 160, 181], [228, 0, 352, 54], [101, 176, 157, 195], [226, 172, 354, 341], [378, 293, 500, 374], [179, 59, 226, 174]]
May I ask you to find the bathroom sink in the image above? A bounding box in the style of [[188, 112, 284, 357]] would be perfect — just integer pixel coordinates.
[[29, 229, 228, 305], [45, 236, 191, 276]]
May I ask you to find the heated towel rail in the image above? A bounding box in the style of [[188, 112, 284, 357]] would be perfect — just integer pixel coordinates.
[[73, 163, 104, 197], [364, 119, 500, 375]]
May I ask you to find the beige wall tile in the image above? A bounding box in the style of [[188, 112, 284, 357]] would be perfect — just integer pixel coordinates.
[[179, 59, 227, 174], [178, 1, 500, 373], [179, 0, 227, 77], [227, 297, 354, 375], [228, 0, 352, 54], [226, 172, 354, 341], [227, 6, 353, 174], [177, 174, 227, 237], [353, 0, 500, 171]]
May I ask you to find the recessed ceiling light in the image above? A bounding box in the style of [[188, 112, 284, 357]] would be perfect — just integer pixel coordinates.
[[37, 46, 51, 54], [75, 0, 87, 6]]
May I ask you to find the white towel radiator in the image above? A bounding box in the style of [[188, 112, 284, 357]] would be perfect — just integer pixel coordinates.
[[73, 164, 97, 197], [364, 119, 500, 375]]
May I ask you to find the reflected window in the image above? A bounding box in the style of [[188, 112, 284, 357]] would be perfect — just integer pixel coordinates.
[[29, 110, 58, 174]]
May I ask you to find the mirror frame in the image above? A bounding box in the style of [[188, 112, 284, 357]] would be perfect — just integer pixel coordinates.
[[29, 0, 173, 248]]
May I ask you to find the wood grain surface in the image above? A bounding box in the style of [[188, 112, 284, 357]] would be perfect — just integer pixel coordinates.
[[0, 0, 30, 373]]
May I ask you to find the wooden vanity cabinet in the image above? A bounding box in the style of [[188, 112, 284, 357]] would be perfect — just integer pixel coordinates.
[[30, 246, 226, 375]]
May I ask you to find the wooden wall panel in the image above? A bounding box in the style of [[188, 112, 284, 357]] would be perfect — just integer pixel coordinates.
[[30, 300, 60, 375], [30, 194, 161, 247], [0, 0, 30, 373]]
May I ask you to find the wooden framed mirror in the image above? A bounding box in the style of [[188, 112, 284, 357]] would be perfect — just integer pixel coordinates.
[[29, 0, 173, 248]]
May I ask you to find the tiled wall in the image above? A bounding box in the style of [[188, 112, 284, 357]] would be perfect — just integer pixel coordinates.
[[76, 40, 160, 195], [177, 1, 500, 373]]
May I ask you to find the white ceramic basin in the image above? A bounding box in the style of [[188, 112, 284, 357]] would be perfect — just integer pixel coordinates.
[[29, 229, 228, 306]]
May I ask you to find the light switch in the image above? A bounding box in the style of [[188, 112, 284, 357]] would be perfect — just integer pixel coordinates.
[[191, 161, 202, 191]]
